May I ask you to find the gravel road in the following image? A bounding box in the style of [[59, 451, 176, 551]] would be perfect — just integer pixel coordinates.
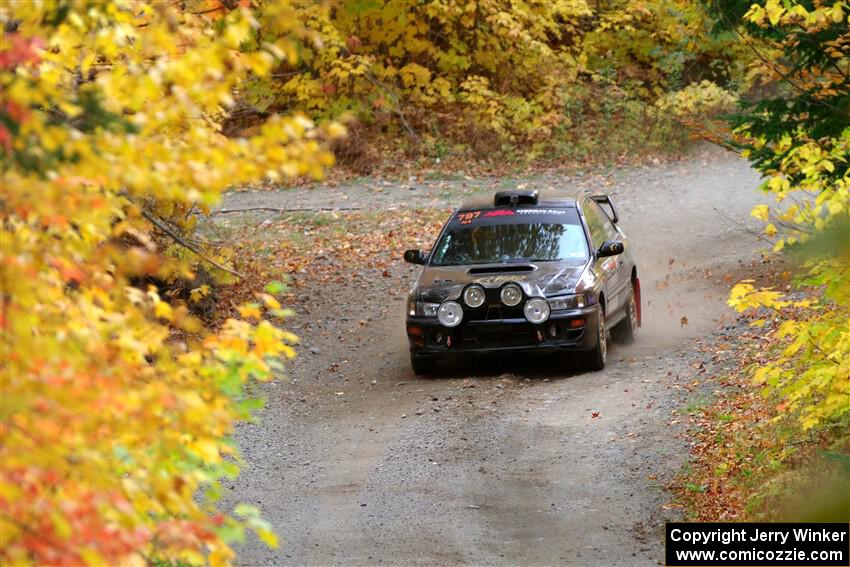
[[220, 146, 766, 566]]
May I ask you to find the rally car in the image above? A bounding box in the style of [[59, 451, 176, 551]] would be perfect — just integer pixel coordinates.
[[403, 189, 640, 375]]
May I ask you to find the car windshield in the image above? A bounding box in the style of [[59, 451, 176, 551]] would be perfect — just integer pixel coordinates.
[[430, 208, 589, 266]]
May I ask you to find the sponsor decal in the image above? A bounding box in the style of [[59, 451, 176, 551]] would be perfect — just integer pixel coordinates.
[[515, 208, 570, 215]]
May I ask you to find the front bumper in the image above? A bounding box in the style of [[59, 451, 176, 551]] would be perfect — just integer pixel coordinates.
[[407, 305, 600, 356]]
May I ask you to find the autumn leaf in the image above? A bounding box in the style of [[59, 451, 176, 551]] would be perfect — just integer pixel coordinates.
[[0, 2, 332, 564]]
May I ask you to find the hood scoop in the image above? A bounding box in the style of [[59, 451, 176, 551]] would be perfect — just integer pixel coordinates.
[[468, 265, 535, 275]]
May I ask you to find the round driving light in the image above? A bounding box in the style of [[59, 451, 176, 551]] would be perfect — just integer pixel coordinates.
[[500, 283, 523, 307], [437, 301, 463, 327], [524, 298, 551, 324], [463, 285, 486, 308]]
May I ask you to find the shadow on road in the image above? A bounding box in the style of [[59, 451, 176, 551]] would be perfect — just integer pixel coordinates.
[[427, 350, 586, 380]]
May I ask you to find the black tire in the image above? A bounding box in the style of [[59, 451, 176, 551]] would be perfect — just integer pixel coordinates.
[[410, 354, 437, 376], [581, 307, 607, 371], [612, 286, 638, 344]]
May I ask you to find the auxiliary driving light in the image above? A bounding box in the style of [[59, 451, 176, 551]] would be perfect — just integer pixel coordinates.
[[500, 283, 522, 307], [524, 298, 551, 324], [463, 285, 486, 308], [437, 301, 463, 327]]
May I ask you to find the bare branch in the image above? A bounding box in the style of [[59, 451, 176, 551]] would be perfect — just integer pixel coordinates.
[[141, 209, 245, 278], [363, 70, 421, 146], [711, 207, 774, 244]]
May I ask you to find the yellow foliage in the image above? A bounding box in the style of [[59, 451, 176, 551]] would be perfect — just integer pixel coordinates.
[[0, 2, 334, 564], [750, 204, 770, 222], [656, 80, 738, 118], [247, 0, 656, 140], [226, 0, 752, 153]]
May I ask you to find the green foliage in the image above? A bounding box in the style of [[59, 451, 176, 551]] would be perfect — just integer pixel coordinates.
[[712, 0, 849, 179]]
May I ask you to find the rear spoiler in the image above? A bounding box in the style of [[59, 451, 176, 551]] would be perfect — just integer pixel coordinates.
[[591, 194, 618, 224]]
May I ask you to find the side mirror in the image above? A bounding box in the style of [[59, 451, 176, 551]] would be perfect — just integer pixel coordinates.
[[403, 249, 428, 265], [597, 240, 624, 258]]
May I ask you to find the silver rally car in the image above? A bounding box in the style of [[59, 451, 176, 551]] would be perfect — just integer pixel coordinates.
[[403, 189, 641, 375]]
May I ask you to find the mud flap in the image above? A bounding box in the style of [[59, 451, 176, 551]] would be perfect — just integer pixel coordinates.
[[634, 277, 642, 327]]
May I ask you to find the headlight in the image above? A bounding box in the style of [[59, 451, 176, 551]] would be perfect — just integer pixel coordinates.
[[437, 301, 463, 327], [548, 294, 586, 311], [408, 299, 439, 317], [500, 283, 523, 307], [524, 297, 550, 323], [463, 285, 486, 308]]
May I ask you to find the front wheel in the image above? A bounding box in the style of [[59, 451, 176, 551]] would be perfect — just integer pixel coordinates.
[[612, 287, 638, 344], [581, 308, 607, 371], [410, 354, 437, 376]]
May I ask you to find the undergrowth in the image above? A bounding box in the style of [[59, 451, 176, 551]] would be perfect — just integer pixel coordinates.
[[674, 288, 850, 522]]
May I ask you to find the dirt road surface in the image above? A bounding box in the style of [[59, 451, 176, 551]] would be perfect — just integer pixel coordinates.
[[219, 147, 765, 566]]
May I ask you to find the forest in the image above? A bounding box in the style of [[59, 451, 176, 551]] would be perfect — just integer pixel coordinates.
[[0, 0, 847, 565]]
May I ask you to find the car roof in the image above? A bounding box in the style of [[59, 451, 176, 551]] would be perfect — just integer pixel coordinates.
[[458, 188, 589, 211]]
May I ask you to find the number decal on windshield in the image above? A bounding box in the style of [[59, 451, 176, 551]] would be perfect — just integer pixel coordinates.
[[456, 211, 482, 224]]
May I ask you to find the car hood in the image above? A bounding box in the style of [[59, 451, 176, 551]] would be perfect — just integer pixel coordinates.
[[413, 261, 588, 303]]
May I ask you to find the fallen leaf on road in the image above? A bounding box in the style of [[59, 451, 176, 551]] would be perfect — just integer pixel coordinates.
[[591, 412, 600, 418], [681, 315, 689, 327]]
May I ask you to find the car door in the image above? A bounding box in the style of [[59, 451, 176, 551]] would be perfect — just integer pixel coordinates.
[[580, 198, 629, 319]]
